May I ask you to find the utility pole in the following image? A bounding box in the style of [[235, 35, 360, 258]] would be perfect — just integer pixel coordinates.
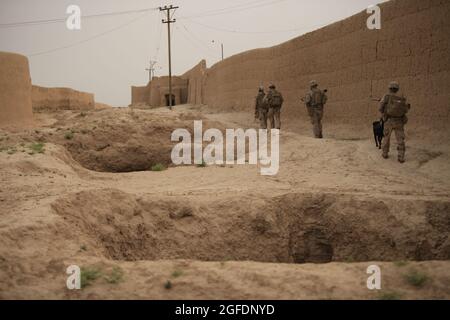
[[145, 60, 157, 83], [212, 40, 224, 61], [159, 5, 178, 110]]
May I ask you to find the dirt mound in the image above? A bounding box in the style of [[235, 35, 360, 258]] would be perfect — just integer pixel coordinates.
[[51, 189, 450, 263]]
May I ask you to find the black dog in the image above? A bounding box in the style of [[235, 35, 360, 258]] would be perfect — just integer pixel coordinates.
[[372, 119, 384, 149]]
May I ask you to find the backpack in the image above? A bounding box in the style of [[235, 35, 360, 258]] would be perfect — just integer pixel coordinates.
[[256, 93, 267, 109], [311, 89, 325, 106], [270, 92, 283, 107], [386, 95, 408, 118]]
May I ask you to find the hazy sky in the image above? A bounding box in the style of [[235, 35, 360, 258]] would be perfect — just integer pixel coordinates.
[[0, 0, 388, 106]]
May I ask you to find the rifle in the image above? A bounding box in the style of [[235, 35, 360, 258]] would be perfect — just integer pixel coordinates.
[[371, 97, 382, 102]]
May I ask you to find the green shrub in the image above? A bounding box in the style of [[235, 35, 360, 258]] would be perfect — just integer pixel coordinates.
[[29, 142, 45, 154], [151, 163, 166, 171], [404, 270, 429, 288], [164, 280, 172, 290], [394, 261, 408, 267], [64, 131, 74, 140], [197, 161, 207, 168], [377, 291, 402, 300], [171, 270, 183, 278], [105, 266, 124, 284], [80, 267, 102, 288]]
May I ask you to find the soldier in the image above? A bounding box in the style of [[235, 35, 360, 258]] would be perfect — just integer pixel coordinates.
[[255, 87, 268, 129], [304, 80, 328, 138], [379, 81, 411, 163], [266, 84, 284, 130]]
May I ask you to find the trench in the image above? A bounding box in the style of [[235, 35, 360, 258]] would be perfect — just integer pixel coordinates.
[[51, 190, 450, 264]]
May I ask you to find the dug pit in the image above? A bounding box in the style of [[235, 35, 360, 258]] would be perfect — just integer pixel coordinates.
[[40, 109, 227, 173], [51, 189, 450, 264]]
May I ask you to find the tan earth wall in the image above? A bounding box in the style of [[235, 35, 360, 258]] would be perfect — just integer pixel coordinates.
[[132, 77, 188, 107], [131, 84, 150, 105], [182, 0, 450, 128], [32, 85, 95, 111], [182, 60, 207, 105], [0, 52, 33, 127]]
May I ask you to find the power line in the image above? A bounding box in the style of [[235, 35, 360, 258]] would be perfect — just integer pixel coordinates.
[[178, 0, 267, 18], [152, 12, 164, 61], [178, 0, 289, 20], [0, 7, 159, 29], [184, 18, 330, 35], [28, 11, 150, 57], [179, 23, 218, 55], [174, 24, 218, 60]]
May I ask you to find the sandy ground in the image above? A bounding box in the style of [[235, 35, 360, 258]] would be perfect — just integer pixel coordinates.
[[0, 104, 449, 299]]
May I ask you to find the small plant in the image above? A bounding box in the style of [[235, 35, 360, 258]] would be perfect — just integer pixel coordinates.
[[80, 245, 87, 251], [80, 112, 87, 117], [377, 291, 402, 300], [404, 269, 429, 288], [80, 267, 102, 288], [64, 131, 74, 140], [29, 142, 45, 154], [164, 280, 172, 290], [6, 147, 17, 155], [80, 129, 89, 135], [151, 163, 166, 172], [344, 257, 355, 263], [171, 270, 183, 278], [394, 260, 408, 267], [197, 160, 207, 168], [105, 266, 124, 284]]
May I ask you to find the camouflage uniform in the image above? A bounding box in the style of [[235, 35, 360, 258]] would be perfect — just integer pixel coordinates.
[[305, 81, 327, 138], [255, 89, 268, 129], [266, 85, 284, 130], [379, 82, 410, 163]]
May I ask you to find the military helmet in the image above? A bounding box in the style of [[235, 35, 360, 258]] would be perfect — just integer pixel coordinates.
[[310, 80, 318, 87], [269, 84, 276, 89], [389, 81, 400, 90], [258, 86, 264, 92]]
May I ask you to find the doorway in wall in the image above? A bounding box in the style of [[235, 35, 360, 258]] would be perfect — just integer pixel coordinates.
[[165, 94, 175, 107]]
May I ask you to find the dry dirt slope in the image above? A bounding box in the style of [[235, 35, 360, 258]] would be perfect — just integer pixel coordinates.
[[0, 105, 449, 299]]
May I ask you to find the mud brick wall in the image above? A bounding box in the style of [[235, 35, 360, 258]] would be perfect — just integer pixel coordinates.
[[32, 86, 95, 111], [182, 0, 450, 127], [182, 60, 207, 105], [131, 84, 151, 105], [0, 52, 33, 127]]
